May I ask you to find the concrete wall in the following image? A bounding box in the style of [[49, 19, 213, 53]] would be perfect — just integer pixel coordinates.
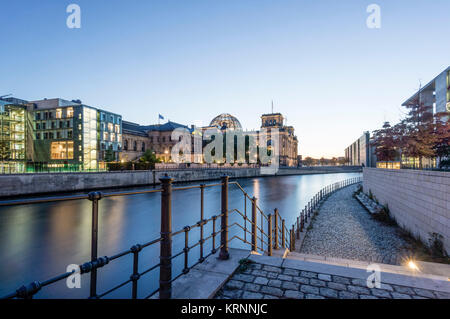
[[363, 168, 450, 254]]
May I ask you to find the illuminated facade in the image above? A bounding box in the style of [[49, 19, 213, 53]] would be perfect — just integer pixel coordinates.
[[0, 101, 27, 173], [345, 132, 374, 167]]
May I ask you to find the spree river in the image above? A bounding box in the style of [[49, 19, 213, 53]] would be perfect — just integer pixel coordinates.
[[0, 172, 361, 298]]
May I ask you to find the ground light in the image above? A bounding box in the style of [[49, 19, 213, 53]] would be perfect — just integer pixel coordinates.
[[407, 260, 419, 271]]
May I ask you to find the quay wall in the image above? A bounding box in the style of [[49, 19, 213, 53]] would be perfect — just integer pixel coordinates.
[[363, 168, 450, 255], [0, 166, 362, 197]]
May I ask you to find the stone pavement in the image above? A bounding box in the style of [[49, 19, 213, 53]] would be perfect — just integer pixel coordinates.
[[214, 254, 450, 299], [300, 185, 411, 265]]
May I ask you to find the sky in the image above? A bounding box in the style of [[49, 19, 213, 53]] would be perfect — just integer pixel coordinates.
[[0, 0, 449, 158]]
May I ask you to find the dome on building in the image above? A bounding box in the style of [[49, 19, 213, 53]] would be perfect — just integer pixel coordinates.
[[209, 113, 242, 130]]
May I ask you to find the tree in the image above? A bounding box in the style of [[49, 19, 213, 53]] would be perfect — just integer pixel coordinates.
[[104, 146, 116, 162], [303, 157, 314, 166], [371, 122, 399, 162], [401, 98, 437, 169], [319, 157, 326, 166], [433, 112, 450, 166], [139, 149, 161, 166]]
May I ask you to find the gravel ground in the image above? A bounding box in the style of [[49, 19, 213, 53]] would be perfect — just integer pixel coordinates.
[[300, 185, 410, 265]]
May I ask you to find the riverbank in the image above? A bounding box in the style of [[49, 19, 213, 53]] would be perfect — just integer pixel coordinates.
[[0, 166, 362, 197]]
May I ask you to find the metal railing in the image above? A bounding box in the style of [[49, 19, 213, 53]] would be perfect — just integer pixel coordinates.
[[1, 175, 361, 299]]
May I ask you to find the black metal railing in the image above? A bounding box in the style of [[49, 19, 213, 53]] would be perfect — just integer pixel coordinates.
[[1, 175, 361, 299]]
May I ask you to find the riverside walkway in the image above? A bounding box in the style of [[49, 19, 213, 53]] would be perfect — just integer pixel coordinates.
[[300, 184, 410, 265]]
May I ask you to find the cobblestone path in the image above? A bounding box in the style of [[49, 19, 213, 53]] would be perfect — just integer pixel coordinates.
[[300, 185, 410, 265], [215, 262, 450, 299]]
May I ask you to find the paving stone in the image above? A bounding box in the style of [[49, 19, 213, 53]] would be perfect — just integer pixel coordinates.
[[281, 281, 300, 291], [306, 294, 325, 299], [327, 282, 346, 291], [260, 286, 283, 297], [254, 277, 269, 285], [360, 295, 378, 299], [412, 295, 429, 299], [434, 291, 450, 299], [348, 285, 370, 295], [283, 268, 299, 276], [293, 277, 309, 285], [225, 280, 245, 290], [222, 289, 243, 298], [278, 274, 293, 281], [413, 288, 436, 298], [300, 285, 319, 295], [351, 278, 368, 287], [250, 263, 262, 270], [284, 290, 304, 299], [263, 295, 279, 299], [233, 274, 255, 283], [263, 265, 282, 273], [371, 288, 391, 298], [251, 270, 268, 277], [242, 291, 264, 299], [319, 288, 338, 298], [318, 274, 332, 281], [244, 283, 261, 293], [391, 292, 412, 299], [309, 278, 326, 287], [379, 283, 393, 292], [333, 276, 351, 285], [392, 285, 415, 295], [267, 279, 282, 288], [266, 272, 279, 279], [300, 271, 317, 279], [338, 291, 359, 299]]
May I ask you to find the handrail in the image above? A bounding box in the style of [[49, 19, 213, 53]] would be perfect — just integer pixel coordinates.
[[1, 175, 362, 299]]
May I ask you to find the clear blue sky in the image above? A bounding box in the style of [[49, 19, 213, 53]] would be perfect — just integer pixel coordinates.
[[1, 0, 449, 158]]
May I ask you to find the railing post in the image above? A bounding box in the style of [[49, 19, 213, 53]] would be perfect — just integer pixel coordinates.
[[274, 209, 279, 250], [296, 217, 300, 239], [268, 214, 273, 256], [88, 191, 102, 299], [199, 184, 205, 263], [219, 175, 230, 260], [290, 226, 295, 251], [281, 219, 285, 248], [251, 197, 258, 252], [159, 175, 173, 299]]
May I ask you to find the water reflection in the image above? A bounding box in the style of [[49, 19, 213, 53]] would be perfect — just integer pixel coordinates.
[[0, 172, 361, 298]]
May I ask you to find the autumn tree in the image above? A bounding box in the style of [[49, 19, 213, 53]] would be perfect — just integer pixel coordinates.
[[371, 122, 398, 162], [401, 98, 437, 169]]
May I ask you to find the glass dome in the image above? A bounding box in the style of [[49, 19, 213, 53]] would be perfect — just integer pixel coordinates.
[[209, 113, 242, 130]]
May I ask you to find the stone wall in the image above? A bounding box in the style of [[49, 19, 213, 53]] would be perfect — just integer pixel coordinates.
[[363, 168, 450, 254], [0, 166, 362, 198]]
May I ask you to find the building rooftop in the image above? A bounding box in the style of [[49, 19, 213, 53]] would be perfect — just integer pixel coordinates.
[[402, 66, 450, 106]]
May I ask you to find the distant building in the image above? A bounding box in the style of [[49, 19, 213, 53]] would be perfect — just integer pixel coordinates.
[[345, 132, 373, 167]]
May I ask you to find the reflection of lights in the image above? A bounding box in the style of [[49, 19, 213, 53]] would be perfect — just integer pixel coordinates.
[[407, 260, 419, 271]]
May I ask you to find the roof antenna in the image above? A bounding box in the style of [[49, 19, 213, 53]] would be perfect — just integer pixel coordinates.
[[271, 100, 274, 114]]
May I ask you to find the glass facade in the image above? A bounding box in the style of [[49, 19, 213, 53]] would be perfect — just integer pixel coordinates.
[[82, 107, 98, 170], [0, 104, 26, 173]]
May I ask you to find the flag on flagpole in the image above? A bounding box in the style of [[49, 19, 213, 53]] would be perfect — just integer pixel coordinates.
[[159, 114, 164, 120]]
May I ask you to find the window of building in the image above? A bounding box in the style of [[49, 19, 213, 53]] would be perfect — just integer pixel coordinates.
[[124, 140, 128, 150], [133, 141, 137, 151], [115, 124, 120, 133], [57, 132, 61, 139], [142, 142, 145, 152], [162, 137, 165, 142], [36, 123, 40, 130], [56, 108, 62, 119], [103, 132, 109, 141], [67, 107, 74, 118], [42, 122, 46, 130], [50, 141, 73, 160], [43, 132, 48, 139], [68, 130, 73, 138], [35, 113, 41, 120], [36, 133, 40, 140], [108, 123, 113, 132]]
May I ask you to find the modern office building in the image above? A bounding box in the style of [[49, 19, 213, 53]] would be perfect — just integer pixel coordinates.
[[345, 132, 373, 167], [28, 98, 122, 171], [0, 97, 122, 173], [402, 66, 450, 114]]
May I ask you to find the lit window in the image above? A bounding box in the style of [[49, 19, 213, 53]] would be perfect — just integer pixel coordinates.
[[108, 123, 113, 132], [51, 141, 74, 160], [67, 107, 74, 118], [56, 108, 62, 119]]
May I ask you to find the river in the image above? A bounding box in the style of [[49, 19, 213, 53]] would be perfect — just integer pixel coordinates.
[[0, 172, 361, 298]]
